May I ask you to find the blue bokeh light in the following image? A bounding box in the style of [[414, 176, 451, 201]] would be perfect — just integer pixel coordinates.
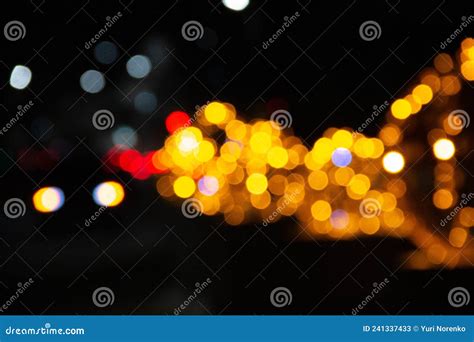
[[331, 147, 352, 167]]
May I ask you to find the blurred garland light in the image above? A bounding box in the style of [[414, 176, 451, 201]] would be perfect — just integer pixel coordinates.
[[30, 37, 474, 270]]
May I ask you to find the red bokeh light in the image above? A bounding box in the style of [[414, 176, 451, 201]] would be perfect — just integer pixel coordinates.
[[119, 149, 142, 173], [165, 111, 190, 134], [145, 151, 168, 174]]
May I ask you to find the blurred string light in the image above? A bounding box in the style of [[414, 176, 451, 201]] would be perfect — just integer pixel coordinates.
[[129, 37, 473, 269], [126, 55, 152, 79], [80, 70, 105, 93], [10, 65, 32, 90], [93, 181, 125, 206], [33, 187, 64, 213], [222, 0, 249, 11], [36, 37, 474, 269]]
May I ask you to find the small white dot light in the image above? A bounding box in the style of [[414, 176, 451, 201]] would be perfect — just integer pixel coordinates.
[[10, 65, 32, 90], [126, 55, 152, 79], [222, 0, 249, 11]]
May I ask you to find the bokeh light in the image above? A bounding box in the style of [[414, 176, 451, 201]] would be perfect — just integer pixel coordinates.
[[198, 176, 219, 196], [391, 99, 411, 119], [383, 151, 405, 174], [10, 65, 32, 90], [246, 173, 268, 195], [126, 55, 152, 78], [33, 187, 65, 213], [80, 70, 105, 93], [204, 102, 227, 124], [134, 91, 157, 114], [93, 181, 125, 207], [173, 176, 196, 198], [112, 126, 138, 148], [331, 147, 352, 167], [330, 209, 349, 229], [94, 41, 118, 64], [222, 0, 249, 11], [433, 138, 455, 160], [165, 111, 190, 134]]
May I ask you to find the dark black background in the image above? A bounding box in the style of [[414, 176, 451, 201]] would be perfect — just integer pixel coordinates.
[[0, 0, 473, 314]]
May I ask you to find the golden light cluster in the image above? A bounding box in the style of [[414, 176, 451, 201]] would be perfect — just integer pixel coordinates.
[[151, 38, 473, 269]]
